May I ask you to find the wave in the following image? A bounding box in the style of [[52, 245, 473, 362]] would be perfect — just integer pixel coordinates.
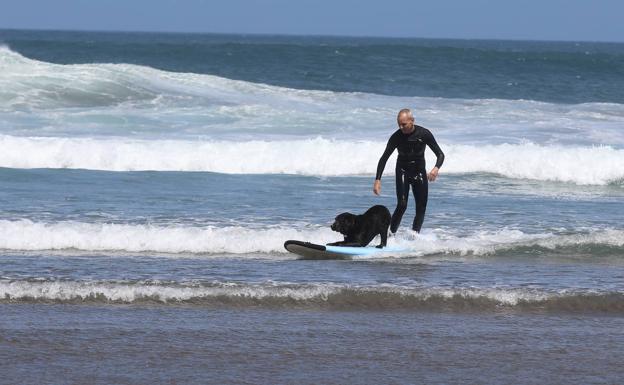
[[2, 46, 624, 149], [0, 45, 358, 110], [1, 279, 622, 312], [2, 47, 624, 185], [0, 219, 333, 254], [0, 135, 623, 184], [0, 219, 623, 256]]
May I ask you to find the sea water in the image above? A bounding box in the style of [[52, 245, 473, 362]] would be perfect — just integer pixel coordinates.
[[0, 30, 623, 384]]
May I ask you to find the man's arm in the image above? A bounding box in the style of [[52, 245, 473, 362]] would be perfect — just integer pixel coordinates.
[[425, 130, 444, 182], [373, 136, 397, 195]]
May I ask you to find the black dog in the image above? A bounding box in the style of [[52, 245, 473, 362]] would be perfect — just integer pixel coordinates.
[[327, 205, 391, 248]]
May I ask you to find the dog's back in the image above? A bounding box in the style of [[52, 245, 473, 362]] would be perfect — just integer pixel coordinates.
[[363, 205, 391, 224]]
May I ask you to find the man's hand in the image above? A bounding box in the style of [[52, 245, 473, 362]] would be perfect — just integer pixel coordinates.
[[427, 167, 439, 182], [373, 179, 381, 195]]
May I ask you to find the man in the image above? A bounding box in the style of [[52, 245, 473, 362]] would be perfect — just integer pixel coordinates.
[[373, 109, 444, 233]]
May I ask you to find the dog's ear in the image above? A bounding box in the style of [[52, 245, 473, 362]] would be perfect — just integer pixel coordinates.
[[344, 213, 357, 229]]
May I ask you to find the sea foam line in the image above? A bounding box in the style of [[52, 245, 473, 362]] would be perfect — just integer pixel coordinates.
[[1, 279, 622, 312], [0, 219, 623, 256], [1, 135, 623, 185], [0, 219, 333, 254]]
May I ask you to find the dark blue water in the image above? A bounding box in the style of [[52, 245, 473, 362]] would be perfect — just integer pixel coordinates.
[[2, 29, 624, 103]]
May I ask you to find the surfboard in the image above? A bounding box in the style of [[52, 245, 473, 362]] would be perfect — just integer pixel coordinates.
[[284, 240, 407, 260]]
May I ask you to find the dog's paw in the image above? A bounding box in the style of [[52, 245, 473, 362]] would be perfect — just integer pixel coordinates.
[[375, 244, 384, 249]]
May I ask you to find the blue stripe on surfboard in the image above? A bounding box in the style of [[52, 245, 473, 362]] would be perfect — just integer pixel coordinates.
[[324, 245, 407, 256]]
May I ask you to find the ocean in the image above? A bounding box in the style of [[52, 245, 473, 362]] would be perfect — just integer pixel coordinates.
[[0, 29, 623, 384]]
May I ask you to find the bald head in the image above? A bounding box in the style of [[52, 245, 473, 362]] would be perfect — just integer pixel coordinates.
[[397, 108, 413, 121], [397, 108, 415, 133]]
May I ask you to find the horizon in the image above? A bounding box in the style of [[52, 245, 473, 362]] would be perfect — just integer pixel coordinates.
[[2, 27, 623, 45]]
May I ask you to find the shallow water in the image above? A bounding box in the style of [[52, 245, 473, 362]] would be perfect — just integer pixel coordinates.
[[2, 305, 623, 384]]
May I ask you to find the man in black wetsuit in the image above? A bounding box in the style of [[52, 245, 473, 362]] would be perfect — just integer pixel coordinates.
[[373, 109, 445, 233]]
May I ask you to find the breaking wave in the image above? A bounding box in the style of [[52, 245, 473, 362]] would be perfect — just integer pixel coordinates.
[[0, 135, 623, 185], [0, 219, 623, 257], [1, 279, 622, 313], [2, 46, 624, 146]]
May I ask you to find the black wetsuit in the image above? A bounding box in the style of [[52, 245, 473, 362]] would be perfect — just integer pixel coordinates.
[[376, 125, 444, 233]]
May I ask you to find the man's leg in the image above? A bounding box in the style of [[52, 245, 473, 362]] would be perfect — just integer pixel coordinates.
[[411, 171, 429, 233], [390, 166, 410, 233]]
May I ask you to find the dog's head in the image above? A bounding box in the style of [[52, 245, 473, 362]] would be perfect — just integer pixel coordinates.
[[331, 212, 357, 235]]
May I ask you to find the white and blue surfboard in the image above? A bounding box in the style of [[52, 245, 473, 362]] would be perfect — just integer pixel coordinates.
[[284, 240, 407, 260]]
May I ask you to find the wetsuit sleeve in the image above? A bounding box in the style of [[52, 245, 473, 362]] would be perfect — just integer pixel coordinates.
[[375, 135, 397, 180], [425, 130, 445, 169]]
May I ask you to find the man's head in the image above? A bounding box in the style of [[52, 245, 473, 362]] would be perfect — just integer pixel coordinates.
[[397, 108, 415, 134]]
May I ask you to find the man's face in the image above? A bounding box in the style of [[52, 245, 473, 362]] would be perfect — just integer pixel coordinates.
[[398, 114, 414, 133]]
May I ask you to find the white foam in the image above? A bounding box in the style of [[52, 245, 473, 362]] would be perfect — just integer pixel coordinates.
[[0, 135, 623, 185], [0, 280, 338, 303], [0, 219, 622, 256], [445, 142, 624, 185], [0, 219, 333, 254], [390, 228, 624, 257]]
